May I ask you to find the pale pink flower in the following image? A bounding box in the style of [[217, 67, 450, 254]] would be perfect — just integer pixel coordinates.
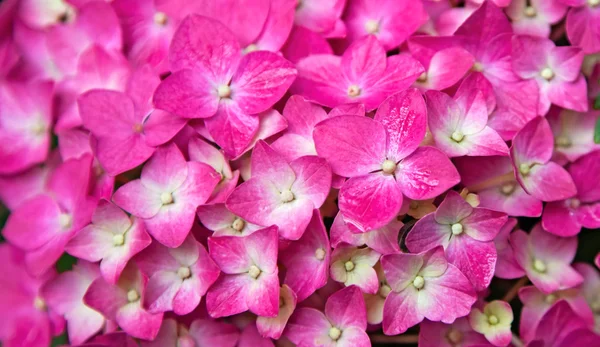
[[506, 0, 568, 37], [468, 300, 513, 347], [381, 247, 477, 335], [113, 143, 220, 248], [197, 203, 261, 237], [330, 245, 381, 294], [409, 44, 475, 91]]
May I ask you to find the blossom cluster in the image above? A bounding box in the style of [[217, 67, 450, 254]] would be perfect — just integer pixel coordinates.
[[0, 0, 599, 346]]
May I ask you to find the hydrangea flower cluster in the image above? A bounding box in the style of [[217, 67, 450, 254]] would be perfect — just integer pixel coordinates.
[[1, 0, 600, 346]]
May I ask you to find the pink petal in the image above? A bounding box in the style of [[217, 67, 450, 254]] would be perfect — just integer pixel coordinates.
[[256, 284, 297, 339], [566, 6, 600, 54], [325, 285, 367, 330], [570, 150, 600, 202], [112, 180, 162, 219], [339, 173, 403, 232], [541, 201, 581, 237], [116, 303, 163, 340], [511, 117, 554, 166], [143, 271, 182, 313], [79, 90, 138, 139], [419, 47, 475, 91], [511, 35, 554, 79], [282, 95, 329, 137], [341, 35, 385, 86], [153, 70, 219, 119], [285, 307, 330, 345], [381, 253, 423, 292], [232, 51, 297, 115], [375, 88, 427, 162], [445, 236, 497, 291], [3, 194, 61, 250], [545, 76, 589, 113], [292, 54, 349, 108], [382, 287, 423, 335], [251, 0, 295, 52], [251, 140, 296, 189], [281, 25, 333, 64], [434, 191, 474, 224], [204, 103, 260, 159], [313, 115, 386, 177], [247, 272, 280, 317], [206, 274, 250, 318], [405, 214, 451, 253], [92, 134, 155, 177], [367, 53, 424, 111], [141, 143, 189, 192], [461, 208, 507, 242], [397, 146, 460, 200], [189, 319, 240, 347], [290, 156, 332, 208], [143, 110, 193, 148], [517, 162, 577, 202]]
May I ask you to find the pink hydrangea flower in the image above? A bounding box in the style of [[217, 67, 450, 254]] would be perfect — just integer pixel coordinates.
[[153, 15, 296, 157], [281, 25, 333, 64], [286, 285, 370, 346], [280, 209, 331, 302], [342, 0, 427, 50], [41, 261, 105, 345], [542, 150, 600, 236], [409, 44, 475, 91], [425, 74, 509, 157], [0, 80, 53, 175], [510, 224, 583, 294], [206, 226, 280, 318], [330, 244, 380, 294], [113, 143, 220, 248], [562, 0, 600, 54], [468, 300, 513, 347], [548, 108, 600, 163], [406, 191, 507, 291], [528, 300, 600, 346], [3, 155, 97, 275], [330, 211, 402, 255], [84, 263, 163, 340], [65, 199, 152, 284], [418, 317, 490, 347], [511, 117, 577, 202], [226, 141, 331, 240], [505, 0, 568, 37], [292, 35, 424, 111], [381, 247, 477, 335], [142, 318, 240, 347], [0, 245, 65, 347], [493, 218, 526, 279], [0, 161, 53, 210], [512, 35, 588, 114], [79, 65, 187, 176], [314, 89, 459, 232], [197, 203, 261, 237], [294, 0, 346, 38], [518, 284, 594, 342]]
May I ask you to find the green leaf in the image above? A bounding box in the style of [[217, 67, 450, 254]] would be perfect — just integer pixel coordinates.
[[56, 253, 77, 273], [595, 117, 600, 144], [594, 95, 600, 110], [51, 333, 68, 347]]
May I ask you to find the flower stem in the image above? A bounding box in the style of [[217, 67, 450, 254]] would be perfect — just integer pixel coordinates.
[[512, 333, 524, 347], [502, 277, 528, 302]]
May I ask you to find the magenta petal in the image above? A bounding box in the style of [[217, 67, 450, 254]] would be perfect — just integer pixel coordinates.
[[405, 214, 451, 253], [375, 88, 427, 162], [341, 35, 386, 85], [382, 288, 423, 335], [565, 6, 600, 54], [232, 51, 297, 115], [421, 48, 475, 91], [112, 180, 161, 219], [313, 115, 387, 177], [292, 54, 348, 108], [281, 95, 329, 137], [325, 285, 367, 329], [204, 103, 260, 159], [518, 162, 577, 202], [339, 173, 403, 232], [116, 303, 163, 340], [3, 194, 61, 250], [511, 117, 554, 166], [541, 201, 581, 237], [290, 156, 332, 208], [143, 271, 181, 313], [153, 70, 219, 119], [461, 208, 507, 242], [445, 236, 497, 291], [247, 272, 280, 317], [285, 307, 330, 345], [545, 76, 588, 113], [250, 140, 295, 189], [397, 146, 460, 200], [206, 274, 250, 318]]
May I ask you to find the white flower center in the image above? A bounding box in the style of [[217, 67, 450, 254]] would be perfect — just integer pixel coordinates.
[[451, 131, 464, 142], [248, 265, 261, 279], [447, 329, 463, 344], [347, 85, 361, 97], [519, 163, 531, 176], [568, 198, 580, 209], [154, 12, 168, 25], [472, 62, 484, 72], [540, 67, 554, 80], [315, 248, 326, 260], [34, 296, 46, 311], [344, 260, 355, 272], [545, 294, 557, 304], [533, 258, 547, 273], [524, 6, 537, 17], [381, 160, 397, 174], [161, 192, 174, 205], [328, 327, 342, 341], [244, 44, 259, 54], [413, 275, 425, 289], [501, 183, 516, 195], [231, 218, 245, 232], [280, 190, 295, 203], [217, 85, 231, 98], [379, 284, 391, 298], [417, 72, 427, 83], [555, 135, 571, 148], [132, 123, 143, 133], [588, 0, 599, 7], [59, 213, 73, 229], [488, 314, 499, 325], [451, 223, 463, 235], [112, 234, 125, 246], [364, 19, 380, 34], [127, 289, 140, 303], [30, 122, 46, 135], [177, 266, 191, 279]]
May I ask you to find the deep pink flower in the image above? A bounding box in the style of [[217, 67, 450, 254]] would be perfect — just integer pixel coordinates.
[[0, 245, 65, 347], [256, 284, 297, 339], [468, 300, 513, 347], [281, 25, 333, 64], [0, 79, 53, 175], [512, 35, 588, 114], [294, 0, 346, 38], [281, 209, 331, 302], [455, 156, 543, 217], [506, 0, 568, 37], [425, 74, 508, 157], [518, 284, 594, 342], [113, 143, 220, 248], [136, 234, 220, 315], [511, 224, 583, 294], [330, 211, 402, 255], [197, 203, 261, 237], [511, 117, 577, 202], [406, 191, 506, 291], [3, 155, 97, 275], [41, 261, 105, 345], [286, 285, 370, 346], [84, 263, 163, 340], [206, 226, 280, 318], [493, 218, 526, 279], [342, 0, 427, 51], [226, 141, 331, 240], [66, 199, 152, 284], [142, 318, 240, 347], [561, 0, 600, 54], [542, 150, 600, 236], [528, 300, 600, 346], [79, 65, 187, 176], [409, 45, 475, 91], [381, 247, 477, 335], [418, 317, 490, 347], [314, 89, 459, 232], [153, 15, 296, 157], [292, 35, 424, 111], [188, 136, 240, 204]]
